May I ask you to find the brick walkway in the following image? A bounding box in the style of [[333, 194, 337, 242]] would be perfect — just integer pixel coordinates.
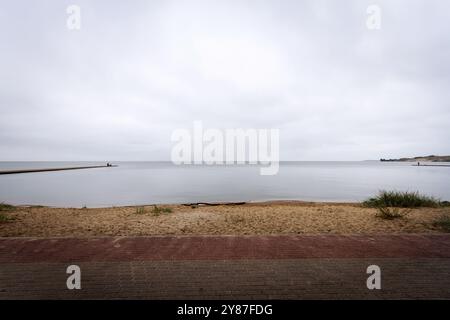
[[1, 235, 450, 299]]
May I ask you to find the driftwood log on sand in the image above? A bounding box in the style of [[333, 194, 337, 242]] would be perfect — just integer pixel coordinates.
[[182, 202, 246, 207]]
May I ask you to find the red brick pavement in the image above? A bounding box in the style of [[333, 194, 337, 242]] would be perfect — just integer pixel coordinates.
[[1, 234, 450, 299], [1, 234, 450, 263]]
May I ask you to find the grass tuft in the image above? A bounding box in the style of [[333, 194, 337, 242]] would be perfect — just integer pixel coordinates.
[[363, 190, 440, 208], [135, 207, 146, 215], [433, 214, 450, 232], [0, 212, 15, 223], [151, 205, 173, 216], [0, 203, 15, 212], [440, 201, 450, 207], [375, 207, 409, 220]]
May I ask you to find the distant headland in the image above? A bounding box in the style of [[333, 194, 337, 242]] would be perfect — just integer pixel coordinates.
[[380, 155, 450, 162]]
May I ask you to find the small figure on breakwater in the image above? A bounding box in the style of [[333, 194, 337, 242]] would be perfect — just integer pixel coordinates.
[[417, 162, 420, 166], [106, 162, 112, 167]]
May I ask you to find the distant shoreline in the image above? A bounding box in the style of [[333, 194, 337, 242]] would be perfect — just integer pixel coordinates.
[[380, 155, 450, 162]]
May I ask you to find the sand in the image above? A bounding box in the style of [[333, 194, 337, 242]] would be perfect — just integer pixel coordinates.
[[1, 201, 449, 237]]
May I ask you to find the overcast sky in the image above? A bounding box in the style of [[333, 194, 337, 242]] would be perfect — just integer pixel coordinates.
[[0, 0, 449, 161]]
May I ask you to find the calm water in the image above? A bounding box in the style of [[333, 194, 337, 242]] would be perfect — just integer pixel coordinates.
[[0, 161, 449, 207]]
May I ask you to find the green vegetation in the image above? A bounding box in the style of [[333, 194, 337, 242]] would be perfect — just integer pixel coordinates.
[[0, 213, 8, 222], [440, 201, 450, 207], [375, 207, 409, 220], [0, 203, 15, 212], [134, 206, 172, 216], [135, 207, 146, 215], [0, 203, 15, 223], [363, 191, 440, 208], [0, 213, 13, 222], [363, 191, 443, 220], [151, 205, 173, 216], [433, 214, 450, 232]]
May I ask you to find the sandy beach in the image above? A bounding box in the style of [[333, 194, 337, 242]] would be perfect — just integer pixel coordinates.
[[1, 201, 448, 237]]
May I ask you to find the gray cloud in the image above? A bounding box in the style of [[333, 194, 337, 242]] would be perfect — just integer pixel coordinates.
[[0, 0, 449, 160]]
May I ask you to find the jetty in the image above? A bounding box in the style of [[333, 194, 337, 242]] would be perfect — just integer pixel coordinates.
[[0, 165, 117, 175]]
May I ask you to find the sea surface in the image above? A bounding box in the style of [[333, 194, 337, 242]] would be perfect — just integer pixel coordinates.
[[1, 161, 449, 207]]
